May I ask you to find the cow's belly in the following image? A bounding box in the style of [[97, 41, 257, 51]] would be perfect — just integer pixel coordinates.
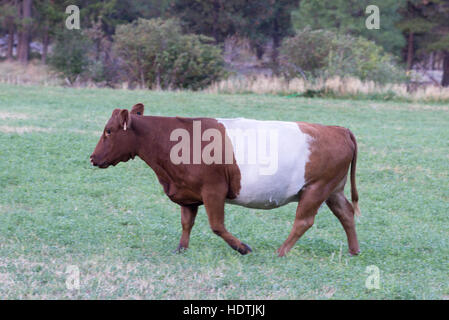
[[218, 118, 312, 210], [226, 192, 300, 209]]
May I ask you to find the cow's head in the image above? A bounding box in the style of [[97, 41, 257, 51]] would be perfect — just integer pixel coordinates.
[[90, 103, 144, 168]]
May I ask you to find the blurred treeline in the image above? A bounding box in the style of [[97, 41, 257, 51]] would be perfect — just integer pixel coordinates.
[[0, 0, 448, 89]]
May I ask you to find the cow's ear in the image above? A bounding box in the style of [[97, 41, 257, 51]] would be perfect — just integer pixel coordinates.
[[130, 103, 144, 116], [112, 108, 121, 116], [119, 109, 131, 131]]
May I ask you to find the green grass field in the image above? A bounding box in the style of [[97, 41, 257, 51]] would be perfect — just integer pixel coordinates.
[[0, 84, 448, 299]]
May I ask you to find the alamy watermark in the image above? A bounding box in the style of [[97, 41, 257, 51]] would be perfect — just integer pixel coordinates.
[[65, 5, 80, 30], [66, 265, 80, 290], [365, 265, 381, 289], [169, 121, 279, 175], [365, 5, 380, 30]]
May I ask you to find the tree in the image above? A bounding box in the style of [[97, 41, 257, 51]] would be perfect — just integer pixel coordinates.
[[170, 0, 300, 67], [106, 0, 173, 31], [281, 28, 407, 83], [34, 0, 65, 64], [17, 0, 33, 64], [0, 0, 20, 60], [418, 0, 449, 86], [70, 0, 173, 38], [114, 18, 226, 89], [398, 0, 449, 86], [49, 29, 92, 84], [292, 0, 407, 55], [235, 0, 300, 68], [170, 0, 242, 43], [397, 0, 434, 70]]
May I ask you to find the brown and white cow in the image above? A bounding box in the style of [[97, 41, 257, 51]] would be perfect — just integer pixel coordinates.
[[90, 103, 361, 257]]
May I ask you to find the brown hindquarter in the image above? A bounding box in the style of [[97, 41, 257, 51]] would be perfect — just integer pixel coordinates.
[[276, 122, 360, 256]]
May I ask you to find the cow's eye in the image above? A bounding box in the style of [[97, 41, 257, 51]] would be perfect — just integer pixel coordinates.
[[105, 129, 111, 135]]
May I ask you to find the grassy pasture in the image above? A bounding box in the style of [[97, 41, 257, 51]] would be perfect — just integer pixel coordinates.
[[0, 84, 448, 299]]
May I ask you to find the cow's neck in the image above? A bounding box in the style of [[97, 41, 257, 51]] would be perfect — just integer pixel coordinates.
[[133, 115, 175, 178]]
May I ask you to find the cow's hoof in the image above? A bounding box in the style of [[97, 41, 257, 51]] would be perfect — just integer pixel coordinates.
[[276, 249, 286, 257], [349, 249, 360, 256], [173, 245, 188, 254], [237, 242, 252, 255]]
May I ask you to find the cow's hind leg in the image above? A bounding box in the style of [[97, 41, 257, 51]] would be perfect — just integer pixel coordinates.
[[277, 184, 328, 257], [203, 192, 252, 255], [175, 205, 198, 253], [326, 191, 360, 255]]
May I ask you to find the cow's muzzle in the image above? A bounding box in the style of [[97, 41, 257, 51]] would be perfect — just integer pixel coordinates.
[[90, 154, 104, 168], [91, 155, 111, 169]]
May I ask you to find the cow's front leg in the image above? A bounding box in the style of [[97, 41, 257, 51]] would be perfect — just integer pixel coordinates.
[[175, 205, 198, 253], [202, 192, 252, 255]]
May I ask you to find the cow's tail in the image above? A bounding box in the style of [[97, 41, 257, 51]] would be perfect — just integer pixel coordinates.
[[348, 130, 361, 216]]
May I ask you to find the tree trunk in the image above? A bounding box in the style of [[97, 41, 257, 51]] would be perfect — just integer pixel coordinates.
[[442, 52, 449, 87], [271, 35, 280, 66], [212, 0, 220, 42], [6, 0, 18, 60], [18, 0, 33, 64], [17, 33, 25, 62], [156, 68, 161, 90], [406, 32, 414, 70], [140, 68, 145, 89], [16, 0, 22, 60], [7, 24, 15, 60], [271, 17, 280, 74], [255, 43, 264, 60], [42, 27, 49, 64]]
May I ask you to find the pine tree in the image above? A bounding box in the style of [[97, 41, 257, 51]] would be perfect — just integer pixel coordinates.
[[397, 1, 434, 70], [170, 0, 243, 43], [170, 0, 300, 67], [398, 0, 449, 86], [240, 0, 300, 66], [420, 0, 449, 86], [292, 0, 407, 55], [34, 0, 65, 64], [17, 0, 32, 64]]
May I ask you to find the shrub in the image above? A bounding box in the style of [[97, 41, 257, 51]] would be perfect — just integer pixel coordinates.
[[114, 18, 226, 90], [48, 30, 93, 84], [280, 29, 335, 76], [280, 28, 407, 83]]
